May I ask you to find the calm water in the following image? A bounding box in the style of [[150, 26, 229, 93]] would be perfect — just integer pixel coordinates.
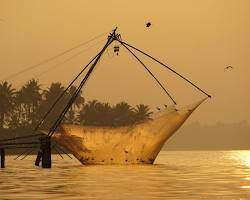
[[0, 151, 250, 200]]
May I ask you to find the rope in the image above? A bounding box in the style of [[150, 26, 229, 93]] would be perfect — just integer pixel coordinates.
[[34, 52, 100, 131], [53, 145, 64, 159], [48, 31, 116, 137], [53, 144, 72, 159], [0, 133, 43, 143], [14, 147, 36, 160], [119, 42, 176, 105], [3, 146, 38, 150], [119, 40, 211, 98], [34, 38, 106, 79], [0, 30, 111, 82], [0, 142, 39, 146], [15, 28, 117, 159], [21, 148, 37, 160], [19, 143, 72, 160]]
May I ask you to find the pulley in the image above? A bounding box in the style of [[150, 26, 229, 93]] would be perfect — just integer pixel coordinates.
[[113, 46, 120, 56]]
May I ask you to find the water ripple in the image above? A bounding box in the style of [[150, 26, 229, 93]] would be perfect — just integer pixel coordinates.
[[0, 151, 250, 200]]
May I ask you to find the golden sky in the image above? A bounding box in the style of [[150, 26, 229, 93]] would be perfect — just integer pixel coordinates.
[[0, 0, 249, 124]]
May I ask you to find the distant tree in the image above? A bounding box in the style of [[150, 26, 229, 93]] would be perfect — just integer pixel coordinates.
[[78, 100, 100, 125], [38, 82, 66, 129], [112, 102, 135, 126], [94, 102, 113, 126], [0, 80, 153, 130], [134, 104, 152, 122], [65, 85, 84, 124], [78, 101, 151, 126], [43, 82, 65, 105], [17, 79, 42, 126], [7, 112, 20, 130], [0, 81, 15, 128]]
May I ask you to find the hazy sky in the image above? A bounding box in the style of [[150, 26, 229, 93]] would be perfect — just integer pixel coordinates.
[[0, 0, 249, 124]]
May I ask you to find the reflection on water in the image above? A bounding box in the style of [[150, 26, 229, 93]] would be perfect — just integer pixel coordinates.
[[0, 151, 250, 200]]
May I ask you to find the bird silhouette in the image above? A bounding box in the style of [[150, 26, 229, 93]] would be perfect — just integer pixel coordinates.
[[224, 66, 233, 71], [146, 22, 151, 28], [164, 104, 168, 108], [156, 107, 161, 111]]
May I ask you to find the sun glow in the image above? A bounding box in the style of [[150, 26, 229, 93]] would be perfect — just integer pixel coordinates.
[[240, 152, 250, 167]]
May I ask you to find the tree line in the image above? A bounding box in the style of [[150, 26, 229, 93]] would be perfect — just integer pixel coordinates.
[[0, 79, 152, 131]]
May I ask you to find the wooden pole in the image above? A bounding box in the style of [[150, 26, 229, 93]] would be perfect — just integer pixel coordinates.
[[40, 137, 51, 168], [1, 148, 5, 168], [34, 150, 42, 166]]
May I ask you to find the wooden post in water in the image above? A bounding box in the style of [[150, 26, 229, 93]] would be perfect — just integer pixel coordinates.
[[40, 136, 51, 168], [1, 148, 5, 168], [35, 150, 42, 166]]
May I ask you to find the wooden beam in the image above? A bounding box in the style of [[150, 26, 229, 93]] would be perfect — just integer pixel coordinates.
[[40, 137, 51, 168], [1, 148, 5, 168]]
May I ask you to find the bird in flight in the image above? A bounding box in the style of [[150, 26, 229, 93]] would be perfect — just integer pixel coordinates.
[[146, 22, 151, 28], [224, 66, 233, 71]]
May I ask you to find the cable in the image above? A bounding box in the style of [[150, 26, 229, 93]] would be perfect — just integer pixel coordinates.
[[14, 147, 36, 160], [18, 29, 117, 160], [16, 29, 117, 160], [119, 40, 211, 98], [0, 133, 43, 143], [48, 31, 116, 137], [119, 42, 176, 105], [20, 148, 37, 160], [53, 144, 72, 159], [33, 51, 100, 132], [0, 30, 111, 82], [34, 38, 106, 79], [0, 142, 39, 146], [3, 146, 38, 150], [53, 145, 64, 159]]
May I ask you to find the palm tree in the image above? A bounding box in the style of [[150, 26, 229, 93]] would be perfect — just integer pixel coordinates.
[[78, 101, 115, 126], [43, 82, 65, 105], [65, 85, 84, 124], [67, 85, 84, 110], [38, 82, 66, 129], [78, 100, 100, 125], [94, 102, 113, 126], [112, 102, 135, 126], [134, 104, 152, 122], [0, 81, 15, 128], [17, 79, 42, 125]]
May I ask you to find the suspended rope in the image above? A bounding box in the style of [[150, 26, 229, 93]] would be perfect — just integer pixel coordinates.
[[53, 146, 64, 159], [0, 30, 111, 82], [34, 52, 100, 131], [14, 147, 38, 160], [17, 142, 71, 160], [34, 38, 106, 79], [48, 33, 115, 137], [0, 142, 39, 146], [52, 143, 73, 159], [3, 146, 38, 150], [21, 148, 37, 160], [118, 40, 211, 98], [0, 133, 43, 143], [119, 42, 176, 104], [16, 30, 117, 160]]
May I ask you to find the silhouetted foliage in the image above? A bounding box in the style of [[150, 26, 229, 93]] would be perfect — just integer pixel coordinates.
[[0, 81, 16, 129], [0, 79, 152, 131]]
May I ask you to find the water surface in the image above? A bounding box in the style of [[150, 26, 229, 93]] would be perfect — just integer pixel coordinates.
[[0, 151, 250, 199]]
